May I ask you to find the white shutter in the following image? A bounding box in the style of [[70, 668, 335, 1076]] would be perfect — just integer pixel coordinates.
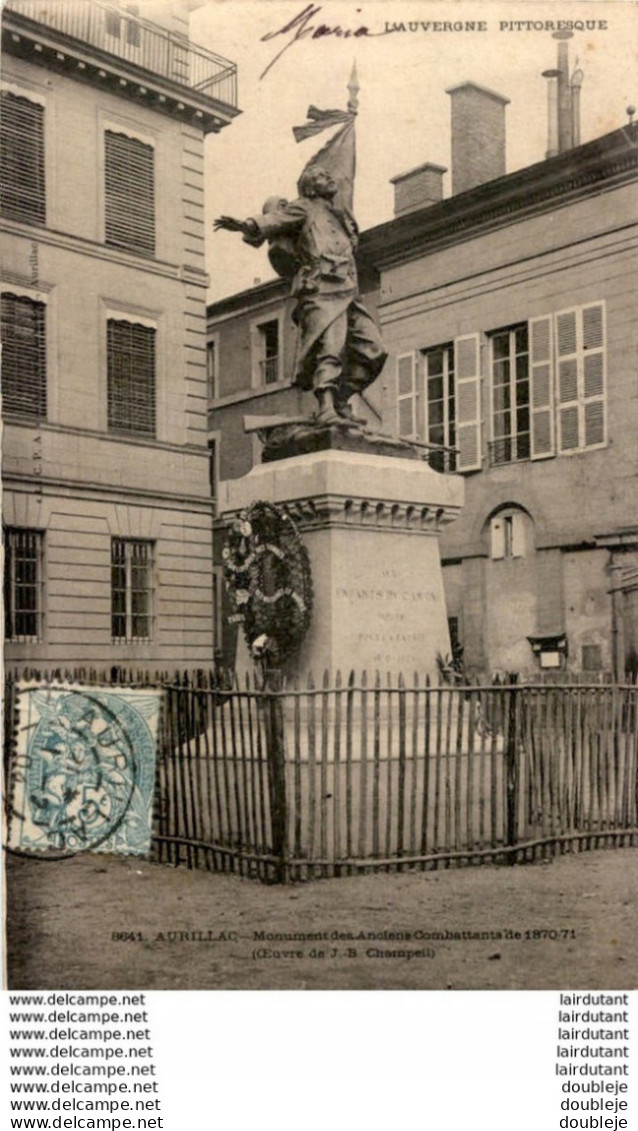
[[582, 303, 606, 448], [556, 309, 580, 451], [555, 304, 606, 452], [529, 315, 554, 459], [396, 352, 418, 439], [490, 516, 505, 559], [454, 334, 481, 471]]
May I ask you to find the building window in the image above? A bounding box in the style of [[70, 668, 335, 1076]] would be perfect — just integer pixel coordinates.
[[0, 91, 45, 226], [107, 318, 156, 437], [1, 293, 47, 419], [4, 528, 44, 642], [423, 344, 456, 472], [556, 304, 606, 453], [111, 538, 153, 642], [105, 130, 155, 256], [396, 336, 479, 472], [489, 324, 530, 465], [254, 319, 280, 385], [206, 339, 218, 401], [490, 511, 525, 560]]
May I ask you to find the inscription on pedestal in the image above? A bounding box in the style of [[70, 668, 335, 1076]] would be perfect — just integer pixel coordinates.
[[335, 568, 442, 669]]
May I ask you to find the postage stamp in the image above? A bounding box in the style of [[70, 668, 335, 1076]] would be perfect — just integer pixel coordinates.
[[5, 684, 162, 858]]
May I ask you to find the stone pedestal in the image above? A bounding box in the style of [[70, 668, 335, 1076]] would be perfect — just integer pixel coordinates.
[[219, 448, 464, 681]]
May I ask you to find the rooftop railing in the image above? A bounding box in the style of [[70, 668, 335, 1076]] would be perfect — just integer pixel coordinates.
[[4, 0, 238, 108]]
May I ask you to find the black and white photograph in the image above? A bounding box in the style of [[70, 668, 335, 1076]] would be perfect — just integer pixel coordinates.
[[2, 0, 637, 998]]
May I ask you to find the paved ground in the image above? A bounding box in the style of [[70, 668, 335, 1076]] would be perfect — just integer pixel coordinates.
[[4, 848, 637, 990]]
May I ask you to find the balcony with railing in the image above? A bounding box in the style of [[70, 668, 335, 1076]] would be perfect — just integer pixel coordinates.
[[488, 434, 531, 467], [3, 0, 238, 121]]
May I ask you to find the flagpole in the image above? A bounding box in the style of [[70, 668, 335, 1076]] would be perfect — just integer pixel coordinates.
[[347, 61, 359, 114]]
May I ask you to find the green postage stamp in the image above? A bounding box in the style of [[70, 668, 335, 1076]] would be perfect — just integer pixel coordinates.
[[6, 683, 161, 857]]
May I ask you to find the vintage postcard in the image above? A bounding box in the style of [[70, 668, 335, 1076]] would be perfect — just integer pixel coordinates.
[[2, 0, 637, 993]]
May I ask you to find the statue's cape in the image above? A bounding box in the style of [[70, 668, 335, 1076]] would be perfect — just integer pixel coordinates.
[[292, 292, 355, 390]]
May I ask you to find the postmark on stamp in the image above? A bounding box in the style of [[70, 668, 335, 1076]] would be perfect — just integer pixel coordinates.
[[6, 683, 162, 857]]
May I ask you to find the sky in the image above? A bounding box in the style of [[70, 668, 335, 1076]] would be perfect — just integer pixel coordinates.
[[188, 0, 637, 300]]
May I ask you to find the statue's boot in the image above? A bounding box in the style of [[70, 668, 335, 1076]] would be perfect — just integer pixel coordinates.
[[314, 386, 342, 426], [335, 399, 368, 427]]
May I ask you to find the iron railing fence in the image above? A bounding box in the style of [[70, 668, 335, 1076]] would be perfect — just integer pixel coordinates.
[[5, 668, 637, 882]]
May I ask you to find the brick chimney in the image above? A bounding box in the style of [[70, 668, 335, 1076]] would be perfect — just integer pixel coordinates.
[[446, 82, 510, 195], [390, 162, 447, 216]]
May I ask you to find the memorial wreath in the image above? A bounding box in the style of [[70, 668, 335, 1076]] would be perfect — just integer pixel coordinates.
[[222, 500, 313, 665]]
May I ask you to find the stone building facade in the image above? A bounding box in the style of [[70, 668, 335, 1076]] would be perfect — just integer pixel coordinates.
[[2, 0, 238, 669], [372, 124, 638, 679]]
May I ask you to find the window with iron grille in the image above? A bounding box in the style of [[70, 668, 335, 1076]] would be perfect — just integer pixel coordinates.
[[4, 528, 44, 642], [111, 538, 153, 642], [0, 91, 45, 226], [490, 324, 530, 465], [1, 293, 47, 419], [104, 130, 155, 256], [107, 318, 156, 436]]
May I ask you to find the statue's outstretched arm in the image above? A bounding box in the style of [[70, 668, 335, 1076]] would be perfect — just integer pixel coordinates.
[[213, 215, 249, 233], [249, 199, 310, 241]]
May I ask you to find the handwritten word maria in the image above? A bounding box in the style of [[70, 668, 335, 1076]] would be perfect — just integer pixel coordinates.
[[260, 4, 385, 79]]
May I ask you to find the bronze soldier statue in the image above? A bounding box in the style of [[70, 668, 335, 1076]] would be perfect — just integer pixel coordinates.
[[214, 163, 387, 426]]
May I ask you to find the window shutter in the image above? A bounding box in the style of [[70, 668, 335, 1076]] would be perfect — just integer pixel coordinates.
[[1, 293, 47, 419], [107, 319, 156, 436], [105, 130, 155, 256], [582, 303, 606, 448], [454, 334, 481, 471], [0, 92, 45, 226], [556, 304, 606, 452], [490, 516, 505, 560], [529, 315, 554, 459], [556, 309, 580, 451], [396, 352, 418, 439]]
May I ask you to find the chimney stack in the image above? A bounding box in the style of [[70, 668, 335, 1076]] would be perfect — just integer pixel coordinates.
[[543, 32, 583, 157], [555, 31, 573, 151], [446, 82, 510, 195], [390, 162, 447, 216], [570, 63, 584, 147], [542, 68, 561, 157]]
